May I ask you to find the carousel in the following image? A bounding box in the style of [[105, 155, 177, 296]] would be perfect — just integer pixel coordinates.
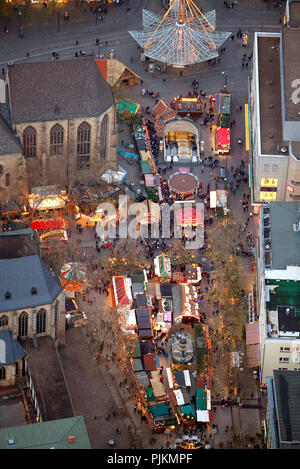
[[60, 262, 87, 292], [169, 171, 199, 200]]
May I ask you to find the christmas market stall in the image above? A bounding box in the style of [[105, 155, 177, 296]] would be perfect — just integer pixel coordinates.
[[154, 254, 171, 279], [31, 217, 68, 249], [28, 185, 68, 211], [116, 99, 140, 118], [60, 262, 87, 293]]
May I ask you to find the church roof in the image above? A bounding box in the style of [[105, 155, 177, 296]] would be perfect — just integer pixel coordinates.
[[7, 58, 114, 124], [0, 114, 22, 155], [0, 330, 26, 365], [0, 255, 62, 313]]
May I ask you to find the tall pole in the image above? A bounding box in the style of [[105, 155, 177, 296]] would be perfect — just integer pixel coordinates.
[[96, 0, 98, 24], [18, 11, 21, 39], [58, 4, 60, 32]]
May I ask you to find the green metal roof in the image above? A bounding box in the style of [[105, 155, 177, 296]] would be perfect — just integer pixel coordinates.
[[266, 280, 300, 315], [0, 416, 92, 449], [196, 388, 207, 410], [116, 100, 139, 115], [140, 160, 154, 174], [179, 404, 196, 419], [150, 403, 170, 417]]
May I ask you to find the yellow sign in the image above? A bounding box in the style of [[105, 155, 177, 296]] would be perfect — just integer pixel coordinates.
[[259, 191, 277, 201], [260, 178, 278, 188], [245, 104, 249, 152]]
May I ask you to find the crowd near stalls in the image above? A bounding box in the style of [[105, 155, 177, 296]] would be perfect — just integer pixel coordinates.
[[110, 245, 213, 439]]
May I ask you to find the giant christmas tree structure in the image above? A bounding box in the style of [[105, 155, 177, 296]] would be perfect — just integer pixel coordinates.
[[129, 0, 231, 67]]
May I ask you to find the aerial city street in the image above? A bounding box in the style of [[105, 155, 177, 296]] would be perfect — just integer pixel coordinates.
[[0, 0, 300, 453]]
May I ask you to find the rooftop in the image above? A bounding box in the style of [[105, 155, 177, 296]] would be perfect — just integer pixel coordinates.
[[268, 202, 300, 269], [0, 330, 26, 365], [257, 35, 284, 155], [0, 255, 62, 313], [24, 336, 74, 422], [7, 58, 114, 124], [273, 370, 300, 448], [0, 114, 21, 155], [0, 229, 39, 260], [0, 416, 91, 449], [283, 1, 300, 121]]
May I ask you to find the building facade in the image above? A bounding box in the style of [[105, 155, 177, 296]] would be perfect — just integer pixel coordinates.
[[248, 0, 300, 205]]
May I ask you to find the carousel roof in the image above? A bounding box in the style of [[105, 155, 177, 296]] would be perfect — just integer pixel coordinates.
[[129, 0, 231, 66], [169, 171, 198, 194]]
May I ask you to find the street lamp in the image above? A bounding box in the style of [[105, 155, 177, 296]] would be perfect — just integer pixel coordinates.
[[96, 0, 98, 25], [18, 10, 22, 39], [58, 4, 61, 32]]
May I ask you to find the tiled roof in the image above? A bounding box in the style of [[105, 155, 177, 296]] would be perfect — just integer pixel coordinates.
[[0, 114, 22, 155], [8, 58, 114, 124], [0, 330, 26, 365], [0, 255, 62, 312]]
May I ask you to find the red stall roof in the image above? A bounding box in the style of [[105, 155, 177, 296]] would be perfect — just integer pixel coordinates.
[[175, 207, 203, 226], [217, 127, 230, 149], [31, 218, 65, 231], [143, 353, 156, 372], [113, 276, 131, 306]]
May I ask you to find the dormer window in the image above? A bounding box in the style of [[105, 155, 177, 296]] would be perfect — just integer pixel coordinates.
[[31, 287, 37, 295], [5, 291, 11, 300]]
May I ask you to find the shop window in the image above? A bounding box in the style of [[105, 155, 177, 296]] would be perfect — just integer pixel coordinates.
[[5, 173, 10, 187], [23, 126, 37, 158], [50, 124, 64, 156], [0, 367, 5, 380], [279, 357, 289, 363], [280, 347, 290, 352]]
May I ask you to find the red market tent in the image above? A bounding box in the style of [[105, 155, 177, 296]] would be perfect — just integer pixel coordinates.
[[175, 207, 203, 227], [31, 218, 65, 231], [216, 127, 230, 152], [113, 276, 131, 306], [143, 353, 157, 371]]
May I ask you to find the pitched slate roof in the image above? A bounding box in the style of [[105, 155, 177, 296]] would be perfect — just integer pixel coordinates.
[[0, 330, 26, 365], [0, 114, 22, 155], [0, 255, 62, 313], [8, 58, 114, 124], [0, 416, 91, 449]]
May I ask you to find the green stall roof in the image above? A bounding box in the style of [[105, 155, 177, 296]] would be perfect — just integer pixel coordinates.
[[179, 404, 196, 419], [116, 100, 139, 115], [150, 403, 170, 418]]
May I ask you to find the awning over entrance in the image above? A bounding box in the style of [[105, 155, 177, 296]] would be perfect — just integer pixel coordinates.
[[246, 321, 260, 367]]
